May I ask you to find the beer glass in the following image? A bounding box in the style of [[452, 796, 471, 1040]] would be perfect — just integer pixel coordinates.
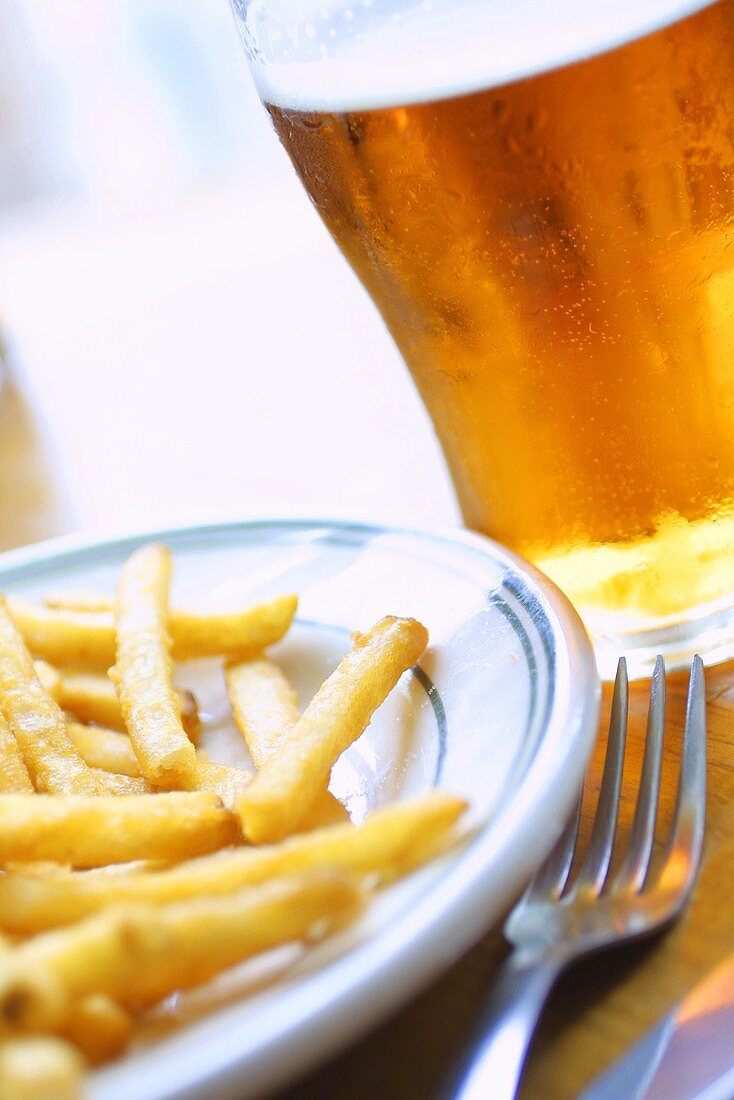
[[230, 0, 734, 675]]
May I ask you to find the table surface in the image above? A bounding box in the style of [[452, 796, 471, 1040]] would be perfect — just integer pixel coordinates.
[[0, 178, 731, 1099]]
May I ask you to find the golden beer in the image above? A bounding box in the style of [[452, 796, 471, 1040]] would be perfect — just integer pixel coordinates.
[[238, 0, 734, 652]]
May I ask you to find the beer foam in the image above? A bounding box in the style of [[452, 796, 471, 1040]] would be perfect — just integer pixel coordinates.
[[235, 0, 714, 111]]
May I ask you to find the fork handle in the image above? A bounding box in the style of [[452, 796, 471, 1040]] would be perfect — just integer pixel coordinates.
[[444, 951, 566, 1100]]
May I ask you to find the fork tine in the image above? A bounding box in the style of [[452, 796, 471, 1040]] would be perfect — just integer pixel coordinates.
[[525, 790, 583, 903], [657, 655, 706, 899], [612, 655, 666, 893], [570, 657, 628, 896]]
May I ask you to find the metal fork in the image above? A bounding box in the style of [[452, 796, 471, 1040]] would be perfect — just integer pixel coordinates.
[[446, 655, 706, 1100]]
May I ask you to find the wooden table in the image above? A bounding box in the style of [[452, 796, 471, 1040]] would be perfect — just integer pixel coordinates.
[[0, 183, 731, 1099]]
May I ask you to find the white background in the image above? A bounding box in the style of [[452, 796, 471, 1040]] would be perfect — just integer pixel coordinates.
[[0, 0, 458, 545]]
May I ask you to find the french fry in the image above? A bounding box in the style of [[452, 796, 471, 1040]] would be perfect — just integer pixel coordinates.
[[7, 601, 113, 670], [111, 545, 198, 789], [192, 761, 253, 813], [0, 793, 237, 867], [170, 689, 201, 743], [239, 617, 429, 842], [37, 664, 201, 741], [66, 724, 251, 808], [0, 713, 33, 794], [90, 772, 148, 797], [0, 1037, 83, 1099], [0, 970, 66, 1036], [226, 657, 348, 829], [66, 723, 141, 779], [57, 670, 127, 731], [31, 661, 60, 702], [0, 865, 69, 882], [9, 594, 298, 668], [0, 794, 465, 932], [297, 791, 351, 829], [0, 874, 364, 1033], [44, 591, 114, 613], [59, 996, 132, 1065], [225, 658, 300, 767], [0, 601, 97, 795], [165, 597, 299, 660]]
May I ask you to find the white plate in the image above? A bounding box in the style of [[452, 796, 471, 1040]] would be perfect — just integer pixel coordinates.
[[0, 518, 600, 1099]]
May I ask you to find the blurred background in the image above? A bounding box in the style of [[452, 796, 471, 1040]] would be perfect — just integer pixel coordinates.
[[0, 0, 457, 551]]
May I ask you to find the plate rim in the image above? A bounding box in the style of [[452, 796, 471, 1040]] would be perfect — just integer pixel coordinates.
[[0, 516, 600, 1100]]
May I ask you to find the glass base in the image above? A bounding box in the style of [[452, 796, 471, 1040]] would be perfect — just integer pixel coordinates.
[[532, 511, 734, 680], [584, 598, 734, 681]]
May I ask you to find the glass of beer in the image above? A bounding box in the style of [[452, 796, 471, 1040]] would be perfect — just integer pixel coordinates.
[[230, 0, 734, 676]]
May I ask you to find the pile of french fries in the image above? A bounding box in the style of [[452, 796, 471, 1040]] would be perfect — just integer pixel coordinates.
[[0, 543, 467, 1098]]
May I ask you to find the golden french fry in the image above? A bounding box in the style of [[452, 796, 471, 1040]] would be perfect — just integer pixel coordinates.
[[0, 793, 236, 867], [9, 594, 298, 668], [0, 601, 97, 795], [31, 661, 60, 700], [59, 996, 132, 1065], [225, 658, 300, 767], [0, 873, 363, 1033], [0, 794, 465, 932], [89, 771, 148, 797], [111, 545, 198, 789], [239, 617, 429, 842], [44, 591, 113, 613], [299, 790, 351, 829], [66, 724, 250, 807], [187, 762, 344, 825], [57, 670, 129, 731], [0, 713, 33, 794], [8, 601, 114, 670], [0, 969, 66, 1036], [192, 761, 253, 812], [0, 1037, 83, 1099], [0, 864, 68, 881], [66, 723, 140, 778], [38, 664, 200, 741], [226, 657, 348, 829], [165, 597, 299, 660], [173, 689, 201, 743]]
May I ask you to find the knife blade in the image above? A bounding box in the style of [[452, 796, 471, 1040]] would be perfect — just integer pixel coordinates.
[[581, 951, 734, 1100]]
